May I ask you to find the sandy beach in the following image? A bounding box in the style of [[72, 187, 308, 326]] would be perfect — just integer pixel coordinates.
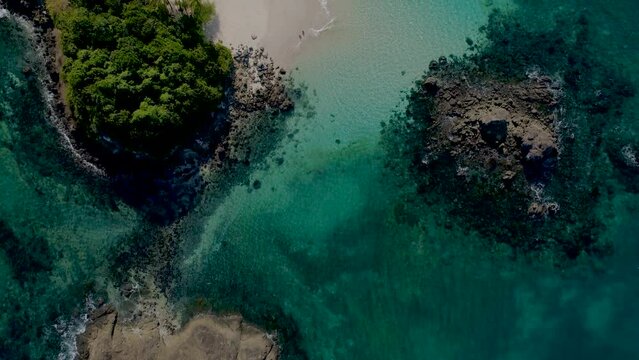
[[205, 0, 335, 67]]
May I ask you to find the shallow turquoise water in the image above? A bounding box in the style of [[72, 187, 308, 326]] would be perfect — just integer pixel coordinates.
[[1, 0, 639, 359], [175, 1, 639, 359]]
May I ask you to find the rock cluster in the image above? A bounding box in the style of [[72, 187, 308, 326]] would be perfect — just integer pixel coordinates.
[[230, 45, 294, 115], [419, 60, 563, 212], [212, 44, 294, 167]]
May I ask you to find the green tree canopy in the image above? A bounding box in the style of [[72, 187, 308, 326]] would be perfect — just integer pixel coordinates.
[[54, 0, 232, 155]]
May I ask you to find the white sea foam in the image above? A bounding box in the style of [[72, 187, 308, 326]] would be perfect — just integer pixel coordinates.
[[54, 296, 97, 360], [308, 0, 335, 37], [530, 183, 546, 201], [621, 145, 638, 168], [6, 6, 106, 176], [310, 17, 336, 37]]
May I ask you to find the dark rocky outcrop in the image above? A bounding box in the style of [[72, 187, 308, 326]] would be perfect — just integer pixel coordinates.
[[415, 66, 562, 188], [383, 10, 635, 265], [480, 119, 508, 147]]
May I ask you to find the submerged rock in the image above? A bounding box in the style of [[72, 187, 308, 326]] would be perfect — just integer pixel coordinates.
[[608, 141, 639, 192]]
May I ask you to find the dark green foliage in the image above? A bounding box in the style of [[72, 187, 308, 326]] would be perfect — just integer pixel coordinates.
[[55, 0, 232, 155]]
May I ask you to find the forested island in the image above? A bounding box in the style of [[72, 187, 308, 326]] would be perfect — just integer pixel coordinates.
[[47, 0, 231, 154], [29, 0, 294, 223]]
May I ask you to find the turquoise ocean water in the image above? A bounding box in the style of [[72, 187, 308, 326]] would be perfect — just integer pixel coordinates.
[[0, 9, 143, 358], [1, 0, 639, 359]]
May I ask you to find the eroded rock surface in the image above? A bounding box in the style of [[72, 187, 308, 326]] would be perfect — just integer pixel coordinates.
[[77, 306, 278, 360], [76, 274, 278, 360], [421, 67, 562, 187]]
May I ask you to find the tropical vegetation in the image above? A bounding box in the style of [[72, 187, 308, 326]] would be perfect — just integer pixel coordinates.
[[49, 0, 232, 154]]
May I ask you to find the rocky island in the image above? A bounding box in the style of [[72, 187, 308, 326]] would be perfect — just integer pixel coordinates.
[[383, 11, 635, 265], [419, 60, 563, 208]]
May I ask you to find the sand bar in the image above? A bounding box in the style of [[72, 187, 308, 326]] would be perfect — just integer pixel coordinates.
[[205, 0, 335, 67]]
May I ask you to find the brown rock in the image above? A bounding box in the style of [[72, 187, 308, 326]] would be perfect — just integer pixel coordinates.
[[422, 77, 440, 95], [423, 68, 561, 187], [77, 310, 278, 360], [76, 275, 278, 360], [521, 123, 558, 180]]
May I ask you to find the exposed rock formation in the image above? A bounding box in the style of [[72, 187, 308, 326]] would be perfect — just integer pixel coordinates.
[[420, 66, 562, 188], [404, 61, 569, 233], [76, 276, 278, 360], [385, 59, 586, 260], [212, 44, 293, 167], [383, 11, 635, 264], [78, 306, 277, 360]]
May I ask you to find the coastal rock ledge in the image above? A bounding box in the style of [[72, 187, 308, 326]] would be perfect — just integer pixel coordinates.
[[77, 305, 278, 360]]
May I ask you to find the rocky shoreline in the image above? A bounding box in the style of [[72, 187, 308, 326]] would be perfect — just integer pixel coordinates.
[[1, 0, 104, 174], [211, 44, 294, 169], [1, 2, 295, 357], [77, 276, 278, 360], [0, 1, 296, 224]]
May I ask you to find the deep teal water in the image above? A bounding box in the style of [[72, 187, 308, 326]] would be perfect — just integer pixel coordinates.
[[0, 11, 142, 358], [1, 1, 639, 359]]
